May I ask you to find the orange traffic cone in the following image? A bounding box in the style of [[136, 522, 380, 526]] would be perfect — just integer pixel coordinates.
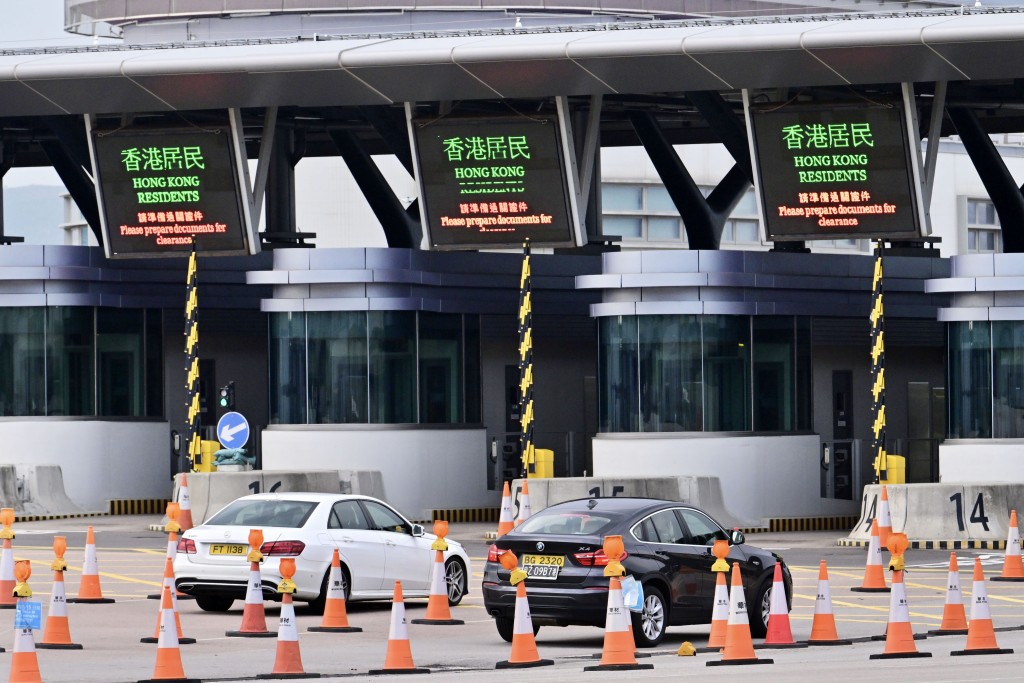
[[852, 520, 889, 593], [257, 558, 320, 679], [808, 560, 852, 646], [869, 569, 931, 660], [367, 581, 430, 675], [951, 558, 1013, 656], [308, 549, 361, 633], [496, 482, 514, 536], [143, 558, 196, 645], [760, 561, 805, 649], [698, 570, 730, 653], [992, 510, 1024, 582], [496, 580, 553, 668], [584, 575, 654, 671], [9, 561, 39, 683], [515, 480, 532, 527], [68, 526, 114, 604], [149, 503, 192, 601], [411, 550, 464, 625], [137, 585, 201, 683], [226, 560, 276, 638], [707, 563, 772, 666], [877, 485, 892, 550], [177, 474, 194, 533], [929, 553, 968, 636], [38, 536, 82, 650], [0, 537, 18, 609]]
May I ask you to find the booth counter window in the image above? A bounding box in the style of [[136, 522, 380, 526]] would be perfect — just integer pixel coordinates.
[[598, 314, 810, 434], [269, 311, 480, 426], [948, 320, 1024, 439]]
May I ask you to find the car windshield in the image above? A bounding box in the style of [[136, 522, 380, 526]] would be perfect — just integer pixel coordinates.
[[516, 511, 618, 536], [206, 499, 318, 528]]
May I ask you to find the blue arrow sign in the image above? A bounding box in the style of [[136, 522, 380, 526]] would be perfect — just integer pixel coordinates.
[[217, 411, 250, 448]]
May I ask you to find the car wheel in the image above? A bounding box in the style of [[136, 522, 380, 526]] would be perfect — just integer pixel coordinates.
[[748, 578, 773, 638], [195, 595, 234, 612], [445, 558, 467, 606], [631, 584, 667, 648], [495, 614, 540, 643]]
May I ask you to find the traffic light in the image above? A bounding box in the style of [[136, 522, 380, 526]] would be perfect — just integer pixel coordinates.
[[218, 381, 235, 411]]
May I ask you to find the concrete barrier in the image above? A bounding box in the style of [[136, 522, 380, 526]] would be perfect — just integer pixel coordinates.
[[846, 483, 1024, 547], [510, 476, 752, 529], [0, 465, 85, 517], [172, 470, 383, 525]]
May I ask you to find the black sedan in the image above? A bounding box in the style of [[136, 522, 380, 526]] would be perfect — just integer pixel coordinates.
[[482, 497, 792, 647]]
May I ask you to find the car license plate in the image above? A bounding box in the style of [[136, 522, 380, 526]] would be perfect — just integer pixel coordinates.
[[209, 544, 247, 556], [521, 554, 564, 580]]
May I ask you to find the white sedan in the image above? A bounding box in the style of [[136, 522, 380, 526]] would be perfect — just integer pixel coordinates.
[[173, 492, 471, 612]]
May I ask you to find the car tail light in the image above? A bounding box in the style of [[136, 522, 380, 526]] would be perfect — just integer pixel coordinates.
[[176, 538, 196, 555], [573, 549, 628, 566], [487, 544, 501, 563], [260, 541, 306, 556]]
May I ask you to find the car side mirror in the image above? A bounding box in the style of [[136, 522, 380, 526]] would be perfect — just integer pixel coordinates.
[[411, 523, 424, 537], [730, 529, 745, 546]]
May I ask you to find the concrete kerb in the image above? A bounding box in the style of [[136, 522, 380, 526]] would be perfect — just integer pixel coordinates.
[[841, 483, 1024, 548]]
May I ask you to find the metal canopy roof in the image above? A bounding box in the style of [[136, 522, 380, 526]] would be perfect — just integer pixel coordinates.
[[5, 8, 1024, 117]]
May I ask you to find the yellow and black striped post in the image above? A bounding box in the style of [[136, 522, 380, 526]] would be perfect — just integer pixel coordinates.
[[870, 244, 886, 482], [517, 241, 535, 478], [184, 248, 201, 472]]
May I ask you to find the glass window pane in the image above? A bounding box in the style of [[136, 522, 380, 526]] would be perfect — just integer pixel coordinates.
[[46, 307, 92, 416], [362, 501, 408, 531], [949, 321, 991, 438], [966, 200, 977, 225], [796, 317, 812, 430], [603, 216, 642, 239], [647, 217, 681, 241], [419, 312, 462, 424], [733, 220, 760, 243], [678, 509, 728, 545], [650, 510, 686, 544], [369, 311, 416, 423], [308, 312, 368, 424], [97, 308, 144, 416], [0, 309, 45, 416], [464, 315, 481, 424], [639, 315, 702, 432], [993, 322, 1024, 438], [145, 309, 163, 418], [601, 184, 642, 211], [269, 312, 307, 424], [720, 222, 734, 242], [968, 230, 977, 251], [703, 316, 751, 431], [646, 186, 676, 213], [731, 190, 757, 217], [753, 317, 794, 431], [598, 316, 639, 432], [982, 231, 996, 251]]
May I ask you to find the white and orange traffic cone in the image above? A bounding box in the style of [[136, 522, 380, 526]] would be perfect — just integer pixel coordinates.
[[496, 579, 553, 668], [951, 558, 1013, 656], [149, 503, 192, 601], [699, 570, 730, 653], [68, 526, 114, 604], [367, 581, 430, 675], [38, 537, 82, 650], [177, 474, 194, 533], [877, 486, 893, 550], [137, 585, 201, 683], [759, 561, 805, 649], [929, 553, 968, 636], [707, 563, 772, 666], [496, 482, 514, 537], [992, 510, 1024, 582], [851, 519, 889, 593], [308, 549, 361, 633], [808, 560, 852, 646], [9, 561, 39, 683], [584, 575, 654, 671], [257, 558, 320, 679], [515, 480, 532, 527], [869, 569, 931, 660], [142, 558, 195, 645], [411, 550, 463, 625], [0, 537, 18, 609], [227, 530, 276, 639]]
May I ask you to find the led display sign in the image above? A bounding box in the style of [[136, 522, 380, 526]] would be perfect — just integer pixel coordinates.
[[412, 115, 581, 249], [90, 125, 256, 257], [749, 103, 922, 242]]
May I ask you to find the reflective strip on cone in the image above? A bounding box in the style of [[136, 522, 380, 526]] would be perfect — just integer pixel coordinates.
[[0, 539, 16, 606], [497, 483, 514, 536], [877, 486, 892, 549]]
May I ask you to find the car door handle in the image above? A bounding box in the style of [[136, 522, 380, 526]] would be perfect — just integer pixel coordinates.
[[339, 536, 355, 543]]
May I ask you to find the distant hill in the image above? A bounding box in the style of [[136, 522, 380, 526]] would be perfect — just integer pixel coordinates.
[[3, 184, 67, 245]]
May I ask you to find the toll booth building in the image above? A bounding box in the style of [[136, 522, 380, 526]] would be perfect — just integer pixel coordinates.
[[4, 0, 1024, 525]]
